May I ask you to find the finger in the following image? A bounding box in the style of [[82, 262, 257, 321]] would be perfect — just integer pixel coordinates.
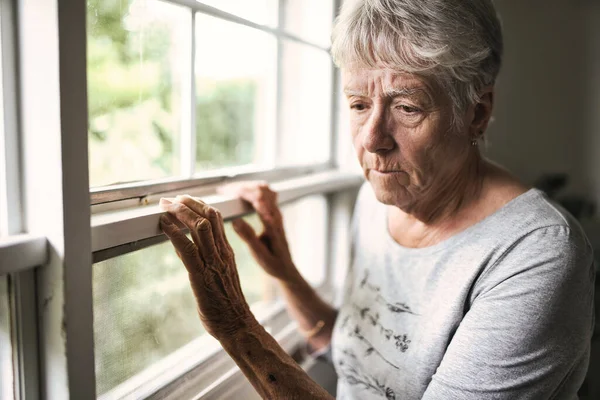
[[159, 197, 177, 209], [235, 185, 283, 231], [162, 201, 219, 265], [259, 234, 274, 253], [232, 218, 266, 253], [219, 182, 277, 212], [175, 195, 230, 253], [160, 214, 203, 274], [218, 182, 283, 240], [193, 217, 219, 266], [232, 218, 274, 267]]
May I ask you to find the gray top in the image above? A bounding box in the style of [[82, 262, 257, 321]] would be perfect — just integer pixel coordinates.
[[331, 183, 595, 400]]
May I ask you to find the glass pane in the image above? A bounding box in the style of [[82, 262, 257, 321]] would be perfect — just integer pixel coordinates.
[[0, 276, 15, 400], [87, 0, 191, 187], [198, 0, 278, 26], [93, 196, 329, 394], [93, 221, 271, 395], [0, 2, 6, 236], [195, 14, 277, 172], [282, 195, 328, 287], [278, 41, 332, 165], [284, 0, 334, 47]]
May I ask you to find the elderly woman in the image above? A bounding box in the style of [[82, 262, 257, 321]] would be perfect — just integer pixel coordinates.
[[159, 0, 595, 399]]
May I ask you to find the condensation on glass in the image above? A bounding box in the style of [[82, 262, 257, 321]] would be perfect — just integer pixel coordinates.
[[194, 13, 277, 172], [86, 0, 191, 187], [0, 275, 15, 400]]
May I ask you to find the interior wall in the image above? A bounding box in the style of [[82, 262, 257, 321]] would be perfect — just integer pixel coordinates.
[[586, 1, 600, 209], [486, 0, 600, 205]]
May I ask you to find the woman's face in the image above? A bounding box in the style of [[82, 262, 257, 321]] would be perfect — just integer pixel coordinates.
[[343, 68, 472, 211]]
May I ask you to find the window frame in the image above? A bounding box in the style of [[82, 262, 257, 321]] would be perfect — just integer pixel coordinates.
[[87, 0, 335, 194], [0, 0, 42, 399], [0, 0, 360, 398]]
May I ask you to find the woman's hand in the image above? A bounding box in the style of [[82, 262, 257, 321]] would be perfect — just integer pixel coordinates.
[[218, 181, 300, 284], [159, 195, 258, 339], [159, 195, 333, 399]]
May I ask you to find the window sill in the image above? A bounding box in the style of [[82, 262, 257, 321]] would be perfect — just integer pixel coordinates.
[[0, 234, 47, 274], [91, 170, 364, 261]]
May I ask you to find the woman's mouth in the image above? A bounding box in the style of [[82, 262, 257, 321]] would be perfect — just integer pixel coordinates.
[[371, 169, 403, 175]]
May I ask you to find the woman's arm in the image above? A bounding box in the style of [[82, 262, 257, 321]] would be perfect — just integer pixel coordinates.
[[422, 226, 594, 399], [220, 322, 333, 399], [223, 182, 338, 351], [277, 274, 338, 351], [159, 194, 334, 399]]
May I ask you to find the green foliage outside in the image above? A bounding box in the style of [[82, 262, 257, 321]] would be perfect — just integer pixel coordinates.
[[86, 0, 266, 394], [196, 79, 255, 169], [93, 222, 265, 394], [87, 0, 257, 187]]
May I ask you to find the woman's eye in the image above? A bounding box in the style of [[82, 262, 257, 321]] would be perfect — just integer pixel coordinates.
[[397, 105, 421, 114], [350, 103, 367, 111]]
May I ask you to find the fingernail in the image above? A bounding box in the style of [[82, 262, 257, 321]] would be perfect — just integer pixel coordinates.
[[159, 198, 173, 210], [160, 215, 173, 226]]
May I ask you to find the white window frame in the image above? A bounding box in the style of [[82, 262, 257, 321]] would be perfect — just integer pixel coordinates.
[[0, 0, 363, 398]]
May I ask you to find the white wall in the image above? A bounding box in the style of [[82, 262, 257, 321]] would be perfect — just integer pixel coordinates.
[[486, 0, 600, 205]]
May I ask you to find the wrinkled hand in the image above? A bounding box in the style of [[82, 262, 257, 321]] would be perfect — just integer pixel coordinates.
[[218, 182, 299, 284], [159, 195, 257, 339]]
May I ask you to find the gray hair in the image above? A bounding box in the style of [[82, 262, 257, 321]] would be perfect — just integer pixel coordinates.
[[331, 0, 503, 129]]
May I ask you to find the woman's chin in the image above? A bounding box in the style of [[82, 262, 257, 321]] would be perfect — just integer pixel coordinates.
[[369, 180, 411, 207]]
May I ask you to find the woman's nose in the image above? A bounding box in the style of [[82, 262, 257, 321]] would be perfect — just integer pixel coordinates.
[[361, 108, 395, 154]]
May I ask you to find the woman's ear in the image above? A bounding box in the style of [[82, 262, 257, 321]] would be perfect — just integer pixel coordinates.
[[469, 86, 495, 139]]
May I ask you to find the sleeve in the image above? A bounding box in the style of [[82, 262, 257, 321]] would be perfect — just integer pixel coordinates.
[[422, 225, 596, 400]]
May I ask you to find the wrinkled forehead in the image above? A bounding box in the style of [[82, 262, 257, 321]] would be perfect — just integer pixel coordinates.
[[341, 67, 440, 99]]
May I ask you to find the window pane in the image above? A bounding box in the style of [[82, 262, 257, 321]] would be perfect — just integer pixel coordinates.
[[0, 275, 15, 400], [283, 195, 328, 287], [284, 0, 334, 47], [195, 14, 277, 172], [93, 196, 328, 394], [198, 0, 278, 26], [93, 221, 271, 395], [278, 41, 332, 165], [87, 0, 191, 187]]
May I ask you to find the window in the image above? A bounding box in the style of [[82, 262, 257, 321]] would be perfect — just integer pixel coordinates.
[[85, 0, 353, 398], [200, 0, 278, 26], [0, 5, 15, 399], [87, 0, 191, 187], [2, 0, 362, 398], [194, 13, 277, 171], [0, 275, 14, 400], [87, 0, 334, 189], [93, 195, 328, 396]]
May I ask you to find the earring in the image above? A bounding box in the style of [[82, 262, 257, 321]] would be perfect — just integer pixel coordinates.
[[471, 130, 484, 146]]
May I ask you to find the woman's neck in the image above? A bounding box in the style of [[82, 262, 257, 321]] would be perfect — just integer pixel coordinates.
[[387, 159, 526, 249], [407, 150, 487, 224]]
